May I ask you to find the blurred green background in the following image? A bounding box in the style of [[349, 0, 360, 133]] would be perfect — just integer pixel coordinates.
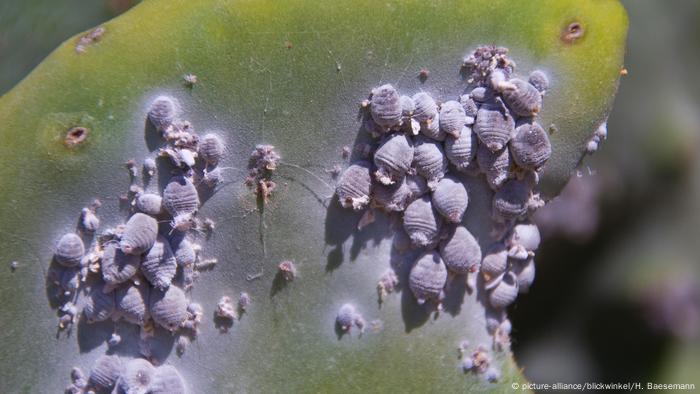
[[1, 0, 698, 390]]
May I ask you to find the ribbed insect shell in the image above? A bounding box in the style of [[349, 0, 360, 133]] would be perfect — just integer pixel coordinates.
[[439, 100, 467, 138], [120, 213, 158, 255], [336, 303, 357, 331], [55, 233, 85, 267], [336, 161, 372, 210], [512, 257, 536, 293], [439, 226, 482, 275], [404, 173, 429, 203], [473, 98, 515, 152], [163, 175, 200, 230], [481, 243, 508, 284], [528, 70, 549, 93], [83, 282, 115, 323], [115, 280, 150, 326], [150, 285, 188, 331], [412, 92, 438, 124], [148, 95, 180, 131], [420, 111, 446, 141], [400, 95, 415, 118], [370, 84, 402, 129], [445, 126, 477, 171], [199, 133, 225, 165], [412, 135, 448, 189], [408, 251, 448, 304], [141, 235, 177, 290], [149, 365, 187, 394], [371, 177, 411, 212], [403, 195, 443, 248], [459, 94, 479, 119], [469, 87, 495, 103], [116, 358, 155, 394], [488, 271, 519, 309], [102, 243, 141, 285], [510, 120, 551, 170], [172, 238, 196, 267], [143, 158, 156, 177], [508, 222, 541, 256], [493, 178, 531, 221], [432, 176, 469, 223], [373, 133, 414, 185], [501, 78, 542, 117], [476, 144, 512, 190], [135, 193, 163, 216], [88, 355, 123, 392]]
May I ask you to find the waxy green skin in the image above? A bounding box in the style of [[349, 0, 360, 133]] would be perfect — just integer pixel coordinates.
[[0, 0, 626, 392]]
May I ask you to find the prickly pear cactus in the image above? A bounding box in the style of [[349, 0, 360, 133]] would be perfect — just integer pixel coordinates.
[[0, 0, 627, 392]]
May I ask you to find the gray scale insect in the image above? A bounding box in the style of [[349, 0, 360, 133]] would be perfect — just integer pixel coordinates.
[[83, 282, 115, 323], [199, 133, 225, 165], [135, 193, 163, 216], [400, 95, 415, 118], [501, 78, 542, 117], [116, 358, 155, 394], [402, 195, 443, 248], [49, 265, 80, 296], [412, 135, 448, 189], [102, 243, 141, 285], [469, 86, 494, 103], [528, 70, 549, 93], [439, 100, 467, 138], [371, 177, 411, 212], [149, 365, 187, 394], [484, 307, 508, 335], [512, 257, 536, 293], [163, 175, 200, 230], [172, 238, 196, 267], [141, 235, 177, 290], [148, 95, 180, 131], [473, 97, 515, 152], [202, 167, 224, 188], [412, 92, 438, 124], [510, 120, 551, 170], [373, 133, 414, 185], [459, 94, 479, 119], [493, 178, 531, 221], [336, 303, 358, 332], [120, 213, 158, 255], [445, 126, 477, 171], [404, 173, 429, 203], [408, 251, 448, 305], [439, 225, 482, 275], [370, 84, 402, 129], [55, 233, 85, 267], [508, 222, 541, 259], [481, 243, 508, 284], [336, 160, 372, 210], [476, 144, 512, 190], [150, 285, 188, 331], [420, 111, 446, 141], [89, 355, 123, 392], [431, 175, 469, 223], [488, 271, 519, 309], [81, 208, 100, 233], [115, 280, 150, 326], [143, 158, 156, 177]]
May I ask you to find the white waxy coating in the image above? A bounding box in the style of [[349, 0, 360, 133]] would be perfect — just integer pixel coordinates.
[[336, 161, 372, 210], [474, 98, 515, 152], [101, 243, 140, 285], [501, 78, 542, 117], [431, 176, 469, 223], [400, 95, 415, 118], [408, 251, 448, 304], [55, 233, 85, 267], [439, 226, 481, 275], [120, 213, 158, 255], [116, 358, 155, 394], [150, 285, 188, 331], [512, 257, 536, 293], [488, 271, 519, 309], [459, 94, 479, 118], [370, 84, 402, 129], [445, 127, 477, 171], [412, 135, 448, 189], [141, 235, 177, 290], [135, 193, 163, 216], [481, 243, 508, 281], [439, 100, 467, 138], [89, 355, 123, 391], [528, 70, 549, 93], [336, 304, 357, 331], [115, 280, 150, 326], [81, 208, 100, 232], [404, 173, 429, 203], [420, 111, 446, 141], [493, 178, 531, 221], [199, 133, 225, 165], [412, 92, 438, 124], [163, 175, 200, 218], [509, 223, 541, 252], [476, 144, 512, 190], [172, 238, 196, 267], [373, 133, 414, 185], [403, 195, 443, 248], [148, 96, 180, 131], [371, 177, 411, 212], [510, 121, 551, 170], [149, 365, 187, 394]]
